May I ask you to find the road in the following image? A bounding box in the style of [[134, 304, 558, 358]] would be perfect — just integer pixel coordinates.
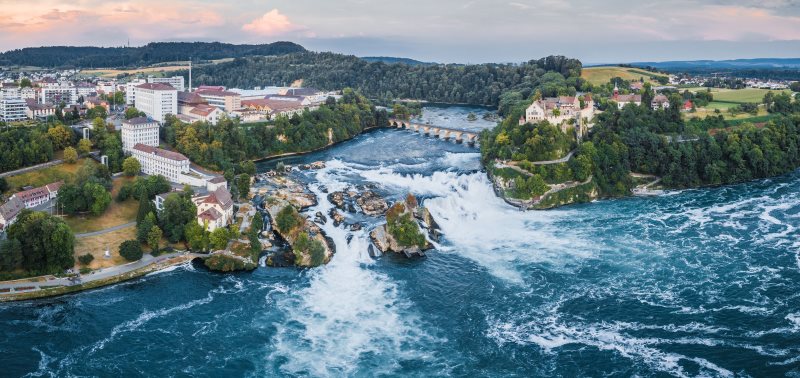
[[75, 222, 136, 238], [494, 149, 576, 177]]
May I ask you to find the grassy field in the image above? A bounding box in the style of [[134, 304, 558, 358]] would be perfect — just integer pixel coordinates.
[[82, 65, 189, 78], [582, 66, 668, 86], [62, 177, 138, 233], [74, 226, 135, 269], [683, 87, 792, 104], [4, 159, 94, 191]]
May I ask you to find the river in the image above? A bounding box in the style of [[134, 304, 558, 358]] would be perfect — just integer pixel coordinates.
[[1, 105, 799, 377]]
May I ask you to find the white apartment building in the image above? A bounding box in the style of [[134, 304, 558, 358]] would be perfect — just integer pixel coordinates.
[[148, 76, 185, 92], [125, 78, 147, 105], [40, 86, 77, 105], [0, 96, 28, 122], [132, 143, 190, 183], [121, 117, 160, 153], [134, 83, 177, 123]]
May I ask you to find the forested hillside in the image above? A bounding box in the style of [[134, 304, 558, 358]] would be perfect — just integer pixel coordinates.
[[185, 52, 584, 107], [0, 42, 305, 68]]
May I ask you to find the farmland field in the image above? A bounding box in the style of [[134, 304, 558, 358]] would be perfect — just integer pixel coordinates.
[[81, 65, 189, 78], [582, 66, 668, 86], [684, 87, 791, 104]]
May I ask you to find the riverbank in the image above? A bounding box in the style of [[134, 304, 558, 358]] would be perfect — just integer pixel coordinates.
[[0, 253, 200, 302], [252, 125, 387, 165]]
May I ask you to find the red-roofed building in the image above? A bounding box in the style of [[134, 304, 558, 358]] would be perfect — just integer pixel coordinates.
[[683, 100, 694, 111], [193, 187, 234, 231], [0, 196, 24, 231], [134, 83, 177, 123], [132, 143, 190, 183], [10, 181, 62, 209]]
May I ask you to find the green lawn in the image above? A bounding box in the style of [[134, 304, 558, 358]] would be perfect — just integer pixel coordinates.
[[684, 88, 791, 104], [4, 159, 96, 192]]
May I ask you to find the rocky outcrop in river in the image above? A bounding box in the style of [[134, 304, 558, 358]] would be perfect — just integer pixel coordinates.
[[369, 194, 438, 258]]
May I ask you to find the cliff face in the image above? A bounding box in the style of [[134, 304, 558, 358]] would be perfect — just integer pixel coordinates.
[[369, 195, 438, 258], [264, 196, 335, 268], [488, 170, 598, 210]]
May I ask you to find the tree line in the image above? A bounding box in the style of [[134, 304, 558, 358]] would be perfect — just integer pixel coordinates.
[[0, 42, 306, 68], [183, 53, 583, 108]]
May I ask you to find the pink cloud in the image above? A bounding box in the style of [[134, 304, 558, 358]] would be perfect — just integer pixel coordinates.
[[242, 9, 305, 36]]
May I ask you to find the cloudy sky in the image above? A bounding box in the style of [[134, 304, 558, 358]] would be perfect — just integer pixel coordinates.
[[1, 0, 799, 64]]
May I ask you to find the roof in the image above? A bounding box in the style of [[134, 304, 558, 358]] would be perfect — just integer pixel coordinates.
[[133, 143, 189, 162], [203, 187, 233, 210], [13, 184, 51, 202], [198, 207, 223, 221], [0, 197, 24, 222], [197, 85, 225, 91], [124, 116, 157, 125], [25, 98, 54, 110], [196, 89, 240, 97], [244, 99, 305, 113], [266, 95, 304, 102], [615, 94, 642, 103], [189, 104, 219, 117], [652, 94, 669, 103], [136, 83, 176, 91], [46, 181, 63, 193], [208, 176, 226, 184], [284, 87, 321, 96], [178, 91, 207, 105]]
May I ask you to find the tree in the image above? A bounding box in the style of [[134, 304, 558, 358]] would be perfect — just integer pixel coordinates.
[[122, 156, 141, 177], [119, 240, 143, 261], [159, 192, 196, 243], [0, 177, 7, 194], [185, 222, 208, 252], [19, 78, 32, 88], [77, 138, 92, 155], [276, 205, 302, 234], [47, 125, 73, 150], [209, 228, 230, 250], [86, 106, 108, 121], [136, 185, 155, 223], [78, 253, 94, 265], [0, 239, 23, 272], [138, 212, 157, 244], [125, 107, 146, 120], [147, 225, 162, 253], [236, 173, 250, 200], [6, 210, 75, 274], [63, 146, 78, 164], [84, 182, 112, 215]]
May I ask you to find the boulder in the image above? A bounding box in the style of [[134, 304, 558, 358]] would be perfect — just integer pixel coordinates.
[[327, 191, 346, 210], [314, 211, 328, 225], [328, 209, 345, 227], [349, 223, 363, 232], [357, 191, 389, 216]]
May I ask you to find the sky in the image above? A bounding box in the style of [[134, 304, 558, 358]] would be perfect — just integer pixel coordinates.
[[1, 0, 799, 64]]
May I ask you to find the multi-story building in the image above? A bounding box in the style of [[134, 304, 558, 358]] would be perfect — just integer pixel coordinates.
[[521, 94, 595, 133], [0, 197, 24, 232], [20, 87, 36, 100], [148, 76, 185, 92], [75, 82, 96, 97], [612, 84, 642, 109], [0, 95, 28, 122], [125, 78, 147, 106], [25, 99, 55, 119], [181, 104, 223, 125], [131, 143, 190, 183], [195, 89, 241, 112], [193, 187, 234, 232], [40, 86, 77, 105], [134, 83, 177, 123], [651, 94, 670, 110], [121, 117, 160, 153], [10, 181, 62, 209]]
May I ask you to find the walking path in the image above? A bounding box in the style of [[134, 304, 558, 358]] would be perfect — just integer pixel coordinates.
[[494, 149, 576, 176], [0, 159, 64, 178], [75, 222, 136, 238], [0, 251, 203, 295]]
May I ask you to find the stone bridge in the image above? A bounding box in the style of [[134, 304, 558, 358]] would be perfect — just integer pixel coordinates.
[[388, 119, 480, 147]]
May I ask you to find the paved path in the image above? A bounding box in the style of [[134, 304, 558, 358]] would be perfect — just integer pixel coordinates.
[[75, 222, 136, 239], [494, 149, 576, 177], [0, 252, 201, 294]]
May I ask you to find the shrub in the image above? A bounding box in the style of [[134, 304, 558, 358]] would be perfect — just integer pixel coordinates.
[[119, 240, 143, 261], [276, 205, 302, 234], [78, 253, 94, 266]]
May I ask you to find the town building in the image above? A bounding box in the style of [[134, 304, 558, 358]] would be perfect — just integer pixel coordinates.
[[75, 82, 96, 97], [612, 85, 642, 109], [195, 89, 241, 112], [85, 96, 109, 112], [651, 94, 670, 110], [520, 94, 595, 133], [0, 197, 24, 232], [125, 78, 147, 106], [148, 76, 185, 92], [10, 181, 62, 209], [25, 99, 55, 119], [0, 95, 28, 122], [182, 104, 223, 125], [193, 187, 234, 232], [131, 143, 190, 183], [134, 83, 178, 123], [40, 86, 78, 105], [121, 117, 160, 153]]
